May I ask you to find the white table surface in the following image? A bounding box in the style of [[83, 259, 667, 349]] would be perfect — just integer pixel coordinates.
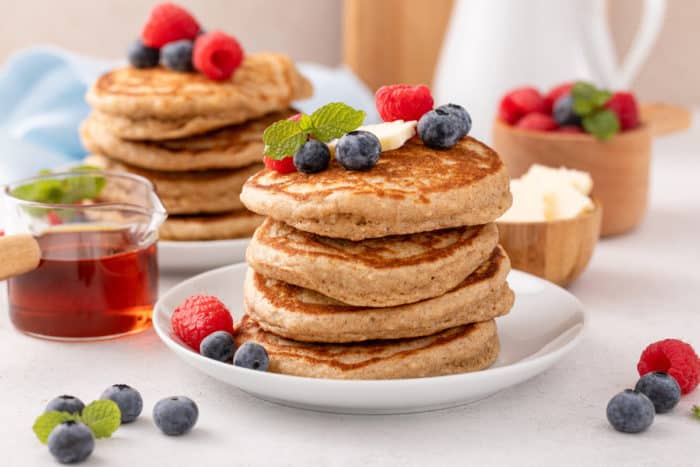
[[2, 121, 699, 467]]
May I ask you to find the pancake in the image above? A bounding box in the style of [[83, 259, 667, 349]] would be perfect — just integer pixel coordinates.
[[86, 155, 261, 215], [160, 210, 264, 241], [244, 246, 512, 342], [246, 218, 499, 307], [86, 53, 312, 139], [235, 316, 499, 379], [81, 110, 293, 172], [241, 137, 512, 240]]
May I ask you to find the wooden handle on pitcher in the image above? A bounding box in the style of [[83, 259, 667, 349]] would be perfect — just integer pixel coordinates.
[[0, 234, 41, 281]]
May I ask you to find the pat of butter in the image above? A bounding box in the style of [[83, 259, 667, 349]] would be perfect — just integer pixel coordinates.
[[498, 164, 594, 222], [328, 120, 417, 153]]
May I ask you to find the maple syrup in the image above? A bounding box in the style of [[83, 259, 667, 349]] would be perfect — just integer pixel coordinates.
[[8, 228, 158, 340]]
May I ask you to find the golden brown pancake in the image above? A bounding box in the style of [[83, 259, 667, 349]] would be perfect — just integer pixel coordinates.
[[241, 137, 512, 240], [235, 316, 499, 380], [160, 210, 264, 241], [246, 218, 499, 307]]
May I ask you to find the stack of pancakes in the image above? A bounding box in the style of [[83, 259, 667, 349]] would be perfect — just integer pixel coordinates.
[[237, 137, 515, 379], [80, 53, 312, 241]]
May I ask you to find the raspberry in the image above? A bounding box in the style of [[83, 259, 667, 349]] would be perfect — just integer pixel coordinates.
[[375, 84, 434, 122], [287, 113, 302, 122], [171, 295, 234, 351], [557, 125, 584, 134], [47, 211, 62, 226], [498, 87, 547, 124], [193, 31, 244, 81], [514, 112, 557, 132], [605, 91, 639, 131], [263, 156, 296, 174], [638, 339, 700, 394], [544, 82, 574, 113], [141, 3, 200, 48], [0, 229, 4, 236]]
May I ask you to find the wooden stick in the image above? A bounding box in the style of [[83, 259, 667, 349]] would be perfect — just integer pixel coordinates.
[[640, 103, 692, 137], [0, 234, 41, 281]]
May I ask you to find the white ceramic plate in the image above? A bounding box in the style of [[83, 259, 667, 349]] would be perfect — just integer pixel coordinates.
[[154, 264, 585, 414], [158, 239, 250, 272]]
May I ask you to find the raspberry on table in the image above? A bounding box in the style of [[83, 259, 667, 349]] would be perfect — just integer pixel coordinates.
[[263, 156, 296, 174], [514, 112, 558, 132], [193, 31, 244, 81], [375, 84, 434, 122], [637, 338, 700, 395], [498, 87, 547, 124], [605, 91, 639, 131], [141, 2, 200, 48], [171, 295, 234, 351]]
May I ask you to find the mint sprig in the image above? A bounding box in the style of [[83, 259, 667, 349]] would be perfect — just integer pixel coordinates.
[[32, 400, 121, 444], [11, 165, 106, 205], [570, 81, 619, 141], [263, 103, 365, 159], [693, 405, 700, 419]]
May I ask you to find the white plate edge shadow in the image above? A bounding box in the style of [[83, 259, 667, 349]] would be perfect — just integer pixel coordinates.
[[153, 264, 586, 414]]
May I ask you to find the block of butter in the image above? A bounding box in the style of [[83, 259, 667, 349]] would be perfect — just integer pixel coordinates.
[[499, 164, 594, 222]]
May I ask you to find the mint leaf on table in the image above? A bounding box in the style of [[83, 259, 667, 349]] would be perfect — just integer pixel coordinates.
[[582, 109, 620, 141], [81, 400, 121, 439], [307, 102, 366, 142], [571, 82, 612, 116], [33, 411, 80, 444]]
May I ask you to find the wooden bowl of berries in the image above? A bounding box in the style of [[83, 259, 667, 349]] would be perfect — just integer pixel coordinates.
[[493, 82, 691, 236]]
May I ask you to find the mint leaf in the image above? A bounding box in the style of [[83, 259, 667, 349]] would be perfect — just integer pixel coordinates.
[[297, 114, 313, 132], [308, 103, 365, 142], [571, 82, 612, 116], [582, 109, 620, 141], [693, 405, 700, 419], [11, 168, 106, 205], [262, 120, 307, 160], [81, 400, 121, 439], [33, 411, 80, 444]]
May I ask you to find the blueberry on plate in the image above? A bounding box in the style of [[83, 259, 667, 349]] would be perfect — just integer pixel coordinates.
[[233, 342, 270, 371], [161, 39, 194, 72], [552, 94, 581, 127], [436, 103, 472, 138], [417, 108, 464, 149], [200, 330, 236, 362], [45, 395, 85, 415], [128, 39, 159, 68], [335, 130, 381, 171], [48, 421, 94, 464], [100, 384, 143, 423], [293, 140, 331, 174], [153, 396, 199, 436], [606, 389, 655, 433], [634, 371, 681, 414]]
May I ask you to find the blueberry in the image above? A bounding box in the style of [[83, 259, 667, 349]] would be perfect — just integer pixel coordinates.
[[436, 103, 472, 137], [128, 39, 159, 69], [161, 40, 194, 72], [100, 384, 143, 423], [293, 140, 331, 174], [45, 395, 85, 415], [634, 372, 681, 414], [153, 396, 198, 436], [335, 130, 381, 171], [233, 342, 269, 371], [606, 389, 655, 433], [47, 421, 94, 464], [417, 109, 464, 149], [552, 94, 581, 127], [200, 330, 236, 362]]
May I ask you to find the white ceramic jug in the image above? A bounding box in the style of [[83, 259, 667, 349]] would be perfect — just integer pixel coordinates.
[[433, 0, 667, 139]]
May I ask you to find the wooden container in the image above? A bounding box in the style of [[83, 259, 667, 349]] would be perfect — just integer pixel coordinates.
[[493, 120, 650, 236], [497, 200, 602, 287]]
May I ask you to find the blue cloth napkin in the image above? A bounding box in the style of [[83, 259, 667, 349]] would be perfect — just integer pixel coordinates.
[[0, 46, 377, 185]]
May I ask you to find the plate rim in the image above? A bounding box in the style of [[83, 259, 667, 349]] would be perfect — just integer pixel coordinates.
[[153, 263, 587, 387]]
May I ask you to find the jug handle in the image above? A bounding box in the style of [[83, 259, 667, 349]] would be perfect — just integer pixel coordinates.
[[0, 234, 41, 281]]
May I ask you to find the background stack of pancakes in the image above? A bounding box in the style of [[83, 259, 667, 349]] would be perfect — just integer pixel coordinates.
[[80, 53, 312, 241], [237, 136, 515, 379]]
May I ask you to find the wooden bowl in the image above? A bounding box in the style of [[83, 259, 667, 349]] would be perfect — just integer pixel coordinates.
[[493, 119, 650, 236], [497, 200, 602, 287]]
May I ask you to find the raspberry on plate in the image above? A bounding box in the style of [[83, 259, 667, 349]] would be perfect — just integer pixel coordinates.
[[171, 295, 234, 351], [544, 82, 574, 113], [514, 112, 558, 132], [605, 91, 639, 131], [375, 84, 434, 122], [498, 86, 547, 124], [638, 338, 700, 394], [193, 31, 244, 81], [263, 156, 296, 174], [141, 2, 200, 48]]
